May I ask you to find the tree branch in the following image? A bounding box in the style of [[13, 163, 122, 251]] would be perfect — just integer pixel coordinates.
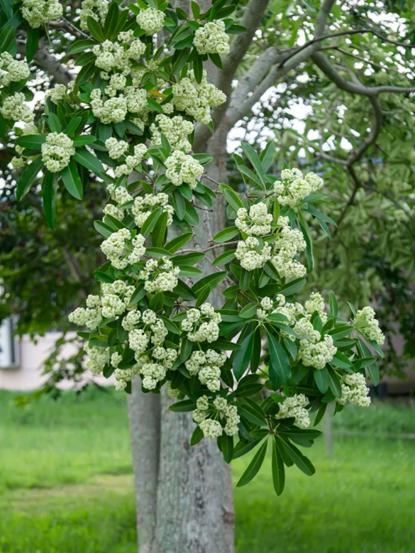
[[35, 48, 73, 84], [225, 0, 337, 128], [312, 51, 415, 96], [279, 27, 415, 71]]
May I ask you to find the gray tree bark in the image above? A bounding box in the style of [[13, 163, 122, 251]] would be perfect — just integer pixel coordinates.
[[128, 126, 235, 553]]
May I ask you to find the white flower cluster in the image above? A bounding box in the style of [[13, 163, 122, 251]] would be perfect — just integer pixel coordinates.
[[93, 36, 146, 74], [79, 0, 109, 31], [150, 114, 194, 152], [132, 193, 174, 228], [165, 150, 204, 188], [0, 53, 30, 88], [136, 8, 165, 35], [268, 292, 336, 370], [235, 236, 271, 271], [83, 343, 110, 374], [101, 229, 146, 269], [305, 292, 328, 323], [185, 349, 226, 392], [339, 373, 371, 407], [274, 169, 323, 207], [21, 0, 63, 28], [41, 132, 75, 173], [69, 280, 134, 329], [103, 185, 133, 221], [172, 71, 226, 125], [1, 92, 33, 123], [299, 334, 337, 370], [139, 257, 180, 293], [89, 29, 151, 125], [105, 137, 129, 160], [235, 203, 273, 236], [256, 294, 286, 320], [118, 308, 176, 391], [91, 85, 148, 125], [181, 303, 221, 343], [47, 82, 74, 104], [192, 395, 240, 438], [107, 184, 133, 205], [194, 20, 230, 56], [276, 394, 310, 429], [105, 138, 147, 177], [271, 216, 306, 281], [354, 306, 385, 346]]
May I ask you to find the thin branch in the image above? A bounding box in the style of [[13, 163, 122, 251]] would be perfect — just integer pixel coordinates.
[[279, 27, 415, 70], [312, 51, 415, 96]]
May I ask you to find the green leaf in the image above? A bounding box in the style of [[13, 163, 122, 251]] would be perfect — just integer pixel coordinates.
[[313, 368, 329, 393], [41, 172, 56, 228], [191, 1, 201, 18], [279, 278, 306, 297], [170, 399, 195, 412], [213, 226, 239, 243], [152, 211, 168, 247], [67, 39, 95, 56], [65, 117, 83, 136], [94, 220, 114, 238], [192, 271, 226, 294], [277, 437, 315, 476], [193, 53, 203, 83], [190, 426, 204, 445], [212, 249, 235, 266], [141, 207, 163, 236], [236, 440, 268, 487], [232, 331, 255, 379], [165, 232, 193, 253], [74, 148, 104, 176], [218, 434, 234, 463], [0, 0, 13, 18], [87, 16, 106, 41], [16, 158, 42, 201], [48, 113, 62, 132], [241, 143, 266, 185], [366, 362, 380, 385], [327, 367, 342, 398], [73, 135, 96, 146], [328, 291, 338, 318], [172, 191, 186, 219], [233, 435, 265, 459], [15, 134, 45, 150], [260, 141, 275, 171], [61, 161, 83, 200], [239, 303, 257, 319], [272, 438, 285, 495], [219, 183, 244, 211], [26, 28, 40, 62], [267, 331, 291, 387]]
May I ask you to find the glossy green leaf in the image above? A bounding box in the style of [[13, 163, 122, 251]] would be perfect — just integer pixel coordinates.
[[267, 331, 291, 387], [16, 158, 42, 201], [272, 438, 285, 495], [61, 161, 83, 200], [236, 440, 268, 487]]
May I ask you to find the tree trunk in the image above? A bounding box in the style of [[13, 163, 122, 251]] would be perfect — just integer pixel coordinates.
[[127, 128, 235, 553]]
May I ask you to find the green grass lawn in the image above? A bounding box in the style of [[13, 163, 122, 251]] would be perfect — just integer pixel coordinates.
[[1, 389, 414, 553]]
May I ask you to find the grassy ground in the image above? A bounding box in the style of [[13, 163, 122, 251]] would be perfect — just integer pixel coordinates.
[[1, 389, 414, 553]]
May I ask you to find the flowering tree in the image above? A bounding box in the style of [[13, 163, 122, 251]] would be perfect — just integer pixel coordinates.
[[3, 1, 414, 552]]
